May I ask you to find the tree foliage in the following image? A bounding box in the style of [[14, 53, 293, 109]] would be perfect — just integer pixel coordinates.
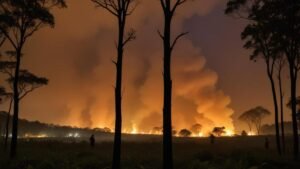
[[212, 127, 226, 136], [190, 123, 202, 134], [179, 129, 191, 137], [239, 106, 271, 135]]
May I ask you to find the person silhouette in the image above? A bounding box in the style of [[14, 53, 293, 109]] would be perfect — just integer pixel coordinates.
[[90, 134, 95, 147], [210, 134, 215, 144], [265, 137, 269, 150]]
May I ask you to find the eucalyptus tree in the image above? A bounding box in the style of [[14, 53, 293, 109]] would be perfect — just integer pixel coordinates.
[[271, 0, 300, 158], [225, 0, 282, 154], [226, 0, 300, 158], [158, 1, 189, 168], [90, 1, 138, 169], [0, 0, 66, 158], [239, 106, 271, 135], [0, 52, 48, 151]]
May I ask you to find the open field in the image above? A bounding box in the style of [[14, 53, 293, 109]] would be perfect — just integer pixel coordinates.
[[0, 135, 299, 169]]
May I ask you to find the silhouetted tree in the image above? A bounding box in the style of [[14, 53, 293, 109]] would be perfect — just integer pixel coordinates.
[[241, 130, 247, 136], [272, 0, 300, 158], [276, 56, 286, 153], [152, 126, 163, 134], [238, 110, 253, 133], [91, 1, 137, 169], [0, 56, 48, 151], [287, 97, 300, 127], [178, 129, 191, 137], [0, 87, 10, 104], [212, 127, 226, 137], [190, 123, 202, 135], [0, 0, 66, 158], [225, 0, 282, 155], [159, 1, 189, 168], [239, 106, 271, 135], [0, 52, 15, 151]]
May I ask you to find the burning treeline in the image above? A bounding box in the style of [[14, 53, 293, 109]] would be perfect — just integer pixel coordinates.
[[29, 0, 234, 136]]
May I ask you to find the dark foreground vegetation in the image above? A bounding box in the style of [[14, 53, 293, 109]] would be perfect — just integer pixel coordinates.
[[0, 136, 299, 169]]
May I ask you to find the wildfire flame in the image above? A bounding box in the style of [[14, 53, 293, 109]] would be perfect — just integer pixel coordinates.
[[224, 130, 235, 137]]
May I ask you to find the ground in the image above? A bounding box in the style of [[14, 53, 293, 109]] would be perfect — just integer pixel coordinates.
[[0, 135, 299, 169]]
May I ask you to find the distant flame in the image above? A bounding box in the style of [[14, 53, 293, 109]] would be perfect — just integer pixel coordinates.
[[225, 130, 234, 137], [24, 133, 48, 138], [191, 132, 204, 137], [248, 131, 256, 136], [130, 123, 138, 134]]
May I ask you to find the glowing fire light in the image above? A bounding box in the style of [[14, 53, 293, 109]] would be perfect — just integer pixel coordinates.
[[66, 132, 80, 138], [24, 133, 48, 138], [225, 130, 234, 137], [130, 123, 138, 134], [191, 132, 204, 137], [197, 132, 204, 137], [248, 131, 256, 136]]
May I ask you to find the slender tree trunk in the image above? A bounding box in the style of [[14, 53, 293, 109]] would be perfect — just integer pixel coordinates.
[[289, 0, 299, 159], [112, 16, 125, 169], [278, 69, 285, 153], [4, 98, 13, 151], [267, 71, 282, 155], [290, 67, 299, 159], [10, 48, 21, 159], [162, 5, 173, 169]]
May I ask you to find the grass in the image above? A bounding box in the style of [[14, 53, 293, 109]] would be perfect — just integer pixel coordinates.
[[0, 135, 299, 169]]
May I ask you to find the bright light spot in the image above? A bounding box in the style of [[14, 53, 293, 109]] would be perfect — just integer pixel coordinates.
[[66, 132, 81, 138], [248, 131, 256, 136], [131, 123, 138, 134], [198, 132, 204, 137], [225, 130, 234, 137], [24, 133, 48, 138]]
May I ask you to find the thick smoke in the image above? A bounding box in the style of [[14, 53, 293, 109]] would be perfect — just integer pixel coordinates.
[[17, 0, 234, 134]]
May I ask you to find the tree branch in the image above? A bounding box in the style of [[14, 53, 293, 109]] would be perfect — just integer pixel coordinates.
[[91, 0, 119, 17], [123, 29, 136, 46], [157, 30, 164, 40], [171, 0, 188, 14], [171, 32, 188, 51]]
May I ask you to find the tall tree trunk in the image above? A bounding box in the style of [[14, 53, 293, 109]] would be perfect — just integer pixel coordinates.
[[290, 67, 299, 159], [4, 98, 13, 151], [289, 0, 299, 159], [10, 48, 21, 159], [267, 70, 282, 155], [162, 6, 173, 169], [278, 69, 285, 153], [112, 16, 125, 169]]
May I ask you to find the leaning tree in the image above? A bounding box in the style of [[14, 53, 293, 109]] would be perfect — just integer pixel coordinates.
[[158, 1, 189, 169], [90, 1, 138, 169], [0, 0, 66, 158]]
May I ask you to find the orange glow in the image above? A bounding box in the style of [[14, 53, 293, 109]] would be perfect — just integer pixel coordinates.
[[248, 131, 256, 136], [24, 133, 48, 138], [224, 130, 234, 137]]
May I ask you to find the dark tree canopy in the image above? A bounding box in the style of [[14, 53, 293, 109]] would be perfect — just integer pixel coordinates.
[[0, 86, 11, 104], [212, 127, 226, 136], [239, 106, 271, 134], [190, 123, 202, 134], [179, 129, 191, 137], [7, 70, 48, 100], [0, 0, 66, 49]]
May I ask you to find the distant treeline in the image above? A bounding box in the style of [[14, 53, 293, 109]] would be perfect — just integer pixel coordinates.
[[0, 112, 110, 138], [261, 122, 296, 135]]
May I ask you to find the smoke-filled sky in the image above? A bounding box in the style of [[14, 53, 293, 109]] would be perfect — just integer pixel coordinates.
[[1, 0, 298, 134]]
